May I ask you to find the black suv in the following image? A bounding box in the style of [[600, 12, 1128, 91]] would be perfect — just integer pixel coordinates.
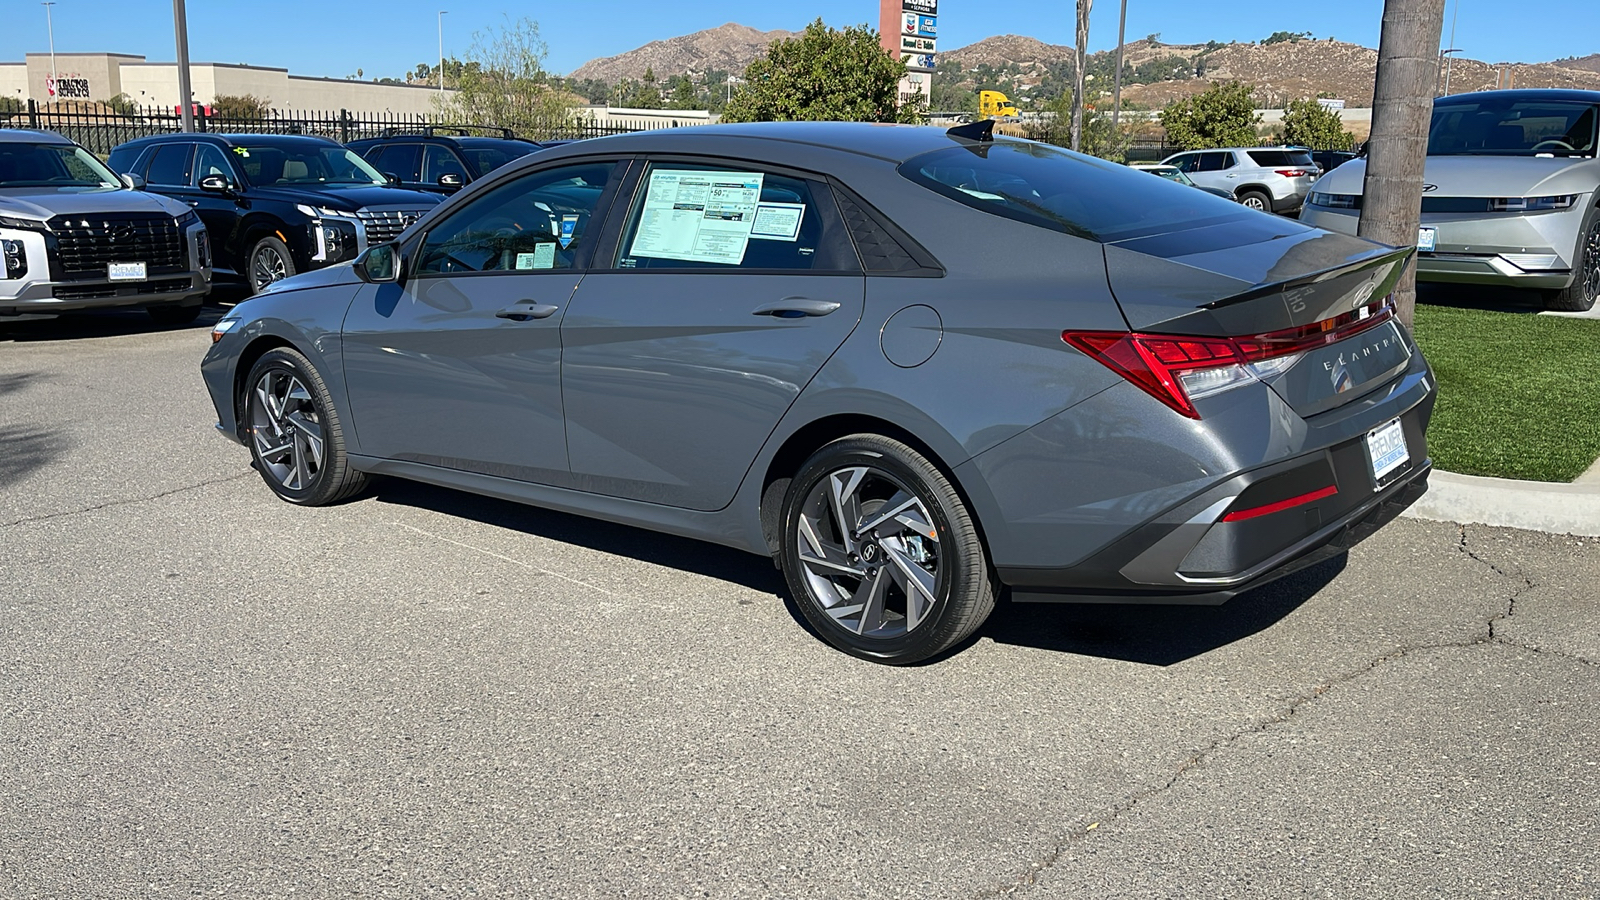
[[108, 133, 441, 293], [347, 127, 566, 195]]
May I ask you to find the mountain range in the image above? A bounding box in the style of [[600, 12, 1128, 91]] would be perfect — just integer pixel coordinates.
[[567, 24, 1600, 107]]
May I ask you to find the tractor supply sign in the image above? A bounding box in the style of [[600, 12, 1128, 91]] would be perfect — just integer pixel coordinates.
[[46, 75, 91, 99]]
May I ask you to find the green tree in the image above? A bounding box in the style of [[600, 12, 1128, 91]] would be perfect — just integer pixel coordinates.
[[1159, 81, 1262, 149], [721, 19, 921, 124], [0, 96, 23, 116], [1278, 98, 1355, 149], [1262, 30, 1313, 44], [1026, 90, 1135, 161], [212, 94, 271, 120], [667, 75, 698, 110], [436, 16, 575, 139]]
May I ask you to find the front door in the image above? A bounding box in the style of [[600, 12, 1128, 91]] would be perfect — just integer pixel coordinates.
[[341, 160, 625, 486], [560, 161, 865, 511]]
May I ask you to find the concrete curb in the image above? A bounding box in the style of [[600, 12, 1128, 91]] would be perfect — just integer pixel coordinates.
[[1402, 468, 1600, 537]]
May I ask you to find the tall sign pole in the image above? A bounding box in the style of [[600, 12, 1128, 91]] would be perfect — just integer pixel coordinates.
[[1112, 0, 1128, 130], [42, 3, 57, 100], [880, 0, 937, 113], [173, 0, 194, 131]]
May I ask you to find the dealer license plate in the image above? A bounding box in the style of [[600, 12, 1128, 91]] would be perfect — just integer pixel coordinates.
[[1366, 418, 1409, 484], [108, 262, 147, 282], [1416, 227, 1437, 252]]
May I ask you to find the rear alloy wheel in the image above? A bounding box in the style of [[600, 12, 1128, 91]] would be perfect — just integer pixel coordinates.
[[1543, 208, 1600, 312], [243, 347, 366, 505], [247, 235, 296, 295], [1238, 189, 1271, 211], [780, 435, 996, 664]]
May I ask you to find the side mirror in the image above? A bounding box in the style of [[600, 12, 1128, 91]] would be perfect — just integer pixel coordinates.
[[384, 172, 402, 186], [199, 174, 232, 193], [354, 243, 400, 284], [120, 172, 146, 191], [437, 172, 465, 191]]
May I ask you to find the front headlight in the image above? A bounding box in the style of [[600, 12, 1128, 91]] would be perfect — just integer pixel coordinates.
[[295, 204, 349, 219], [1488, 195, 1579, 212], [1308, 191, 1361, 209], [175, 209, 200, 228], [211, 318, 241, 344], [0, 214, 48, 232]]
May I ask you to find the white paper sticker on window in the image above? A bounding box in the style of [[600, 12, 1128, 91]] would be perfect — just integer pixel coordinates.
[[750, 202, 805, 241], [515, 243, 557, 270], [628, 169, 765, 265]]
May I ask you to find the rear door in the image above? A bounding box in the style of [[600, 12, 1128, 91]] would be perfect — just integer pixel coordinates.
[[1187, 151, 1237, 193], [559, 159, 866, 511], [365, 143, 423, 190]]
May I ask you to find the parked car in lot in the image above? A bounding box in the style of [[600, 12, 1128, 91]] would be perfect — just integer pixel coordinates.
[[0, 129, 211, 323], [347, 127, 568, 195], [1310, 149, 1359, 173], [1161, 146, 1321, 214], [1129, 162, 1239, 200], [1304, 89, 1599, 311], [108, 133, 441, 294], [202, 120, 1435, 664]]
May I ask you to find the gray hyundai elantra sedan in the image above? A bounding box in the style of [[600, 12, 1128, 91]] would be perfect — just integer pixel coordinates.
[[202, 120, 1436, 664]]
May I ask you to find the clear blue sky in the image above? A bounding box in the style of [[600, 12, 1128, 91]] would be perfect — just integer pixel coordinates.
[[4, 0, 1595, 80]]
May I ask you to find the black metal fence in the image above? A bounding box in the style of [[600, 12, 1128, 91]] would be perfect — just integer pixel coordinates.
[[0, 100, 689, 155]]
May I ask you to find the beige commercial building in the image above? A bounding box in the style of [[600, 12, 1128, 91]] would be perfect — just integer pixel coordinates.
[[1, 52, 449, 115]]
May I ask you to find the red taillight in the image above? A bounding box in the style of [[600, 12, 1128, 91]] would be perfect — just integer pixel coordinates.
[[1063, 298, 1394, 419], [1221, 484, 1339, 522], [1276, 169, 1311, 177]]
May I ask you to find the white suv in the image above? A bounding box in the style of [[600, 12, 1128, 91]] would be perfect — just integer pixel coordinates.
[[1, 129, 212, 324], [1160, 147, 1321, 214]]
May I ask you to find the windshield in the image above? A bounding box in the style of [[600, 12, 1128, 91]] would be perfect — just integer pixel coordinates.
[[902, 141, 1246, 243], [0, 143, 120, 188], [460, 139, 539, 177], [1427, 99, 1598, 157], [233, 144, 387, 185]]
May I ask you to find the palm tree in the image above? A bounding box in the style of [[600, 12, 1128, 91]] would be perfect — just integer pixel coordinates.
[[1358, 0, 1447, 327], [1071, 0, 1092, 151]]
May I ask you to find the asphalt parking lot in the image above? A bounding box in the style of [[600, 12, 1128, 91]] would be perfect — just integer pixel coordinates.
[[2, 306, 1598, 899]]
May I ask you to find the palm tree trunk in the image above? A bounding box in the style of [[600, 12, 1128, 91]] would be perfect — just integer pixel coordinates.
[[1358, 0, 1447, 328], [1071, 0, 1092, 151]]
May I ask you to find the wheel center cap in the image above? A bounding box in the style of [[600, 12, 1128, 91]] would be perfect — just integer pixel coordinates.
[[861, 543, 877, 562]]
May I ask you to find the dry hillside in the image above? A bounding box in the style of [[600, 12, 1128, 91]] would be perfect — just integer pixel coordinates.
[[569, 23, 798, 82]]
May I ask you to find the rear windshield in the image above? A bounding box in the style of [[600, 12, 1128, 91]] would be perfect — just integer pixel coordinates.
[[459, 139, 539, 177], [1246, 149, 1314, 167], [1428, 99, 1598, 157], [899, 140, 1246, 242]]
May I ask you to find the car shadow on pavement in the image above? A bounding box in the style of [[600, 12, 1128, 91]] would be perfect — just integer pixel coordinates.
[[979, 555, 1347, 667], [367, 478, 789, 596]]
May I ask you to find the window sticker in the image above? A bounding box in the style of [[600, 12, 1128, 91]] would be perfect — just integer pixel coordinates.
[[629, 168, 765, 265], [559, 214, 579, 249], [514, 243, 557, 270], [750, 202, 806, 241]]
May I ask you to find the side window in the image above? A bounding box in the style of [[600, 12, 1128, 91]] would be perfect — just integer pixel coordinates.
[[191, 144, 236, 186], [415, 162, 618, 275], [1169, 154, 1197, 173], [144, 143, 193, 186], [369, 144, 420, 182], [421, 144, 469, 185], [615, 164, 853, 272]]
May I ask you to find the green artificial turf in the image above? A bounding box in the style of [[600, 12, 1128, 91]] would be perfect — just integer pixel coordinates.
[[1411, 303, 1600, 482]]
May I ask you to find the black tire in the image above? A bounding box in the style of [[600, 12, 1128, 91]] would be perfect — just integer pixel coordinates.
[[779, 434, 997, 665], [242, 347, 367, 506], [146, 302, 202, 325], [247, 235, 296, 295], [1543, 204, 1599, 312], [1237, 189, 1271, 212]]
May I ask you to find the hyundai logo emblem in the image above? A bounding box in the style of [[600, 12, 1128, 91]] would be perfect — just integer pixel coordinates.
[[1421, 183, 1439, 192], [109, 224, 137, 242]]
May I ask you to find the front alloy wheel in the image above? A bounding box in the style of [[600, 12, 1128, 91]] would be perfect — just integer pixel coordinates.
[[248, 236, 295, 294], [243, 347, 366, 505], [780, 435, 996, 664]]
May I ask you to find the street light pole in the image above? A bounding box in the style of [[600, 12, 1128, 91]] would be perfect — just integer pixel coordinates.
[[1111, 0, 1128, 130], [1441, 0, 1461, 96], [173, 0, 194, 131], [438, 10, 448, 97], [41, 2, 56, 101]]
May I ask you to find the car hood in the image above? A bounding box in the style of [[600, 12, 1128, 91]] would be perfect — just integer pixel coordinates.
[[256, 184, 442, 211], [0, 185, 189, 220], [254, 261, 362, 297], [1315, 155, 1596, 198]]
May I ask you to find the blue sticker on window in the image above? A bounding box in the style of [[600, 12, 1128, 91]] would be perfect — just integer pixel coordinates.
[[559, 215, 578, 249]]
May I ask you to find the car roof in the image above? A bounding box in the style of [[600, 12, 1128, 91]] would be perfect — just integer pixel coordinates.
[[1435, 88, 1600, 105], [1168, 146, 1313, 153], [117, 132, 341, 150], [0, 129, 74, 146], [528, 121, 1002, 167]]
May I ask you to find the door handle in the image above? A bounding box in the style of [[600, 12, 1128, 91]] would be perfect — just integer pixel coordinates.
[[495, 302, 560, 321], [751, 298, 841, 318], [1226, 174, 1239, 178]]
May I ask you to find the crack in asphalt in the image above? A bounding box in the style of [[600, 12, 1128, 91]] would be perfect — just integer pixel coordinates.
[[979, 524, 1562, 898], [0, 471, 253, 529]]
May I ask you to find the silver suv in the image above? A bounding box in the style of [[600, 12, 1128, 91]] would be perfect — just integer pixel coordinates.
[[1, 129, 212, 324], [1161, 147, 1321, 214]]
